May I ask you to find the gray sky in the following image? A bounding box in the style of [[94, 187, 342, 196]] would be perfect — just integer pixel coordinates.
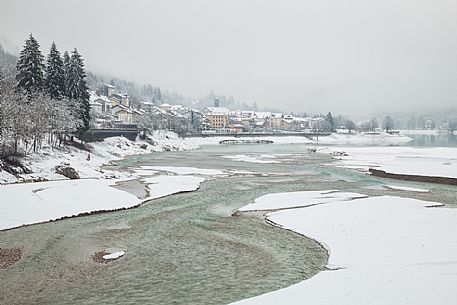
[[1, 0, 457, 115]]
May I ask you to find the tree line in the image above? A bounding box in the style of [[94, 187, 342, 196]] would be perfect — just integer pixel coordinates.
[[0, 34, 90, 156]]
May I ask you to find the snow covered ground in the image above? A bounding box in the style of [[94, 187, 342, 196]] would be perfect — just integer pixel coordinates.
[[323, 146, 457, 179], [399, 129, 444, 135], [239, 190, 367, 211], [102, 251, 126, 260], [136, 166, 225, 176], [311, 132, 412, 146], [0, 130, 201, 184], [222, 154, 281, 164], [1, 163, 228, 230], [143, 175, 206, 199], [0, 131, 417, 185], [233, 191, 457, 305], [383, 185, 430, 193], [0, 179, 140, 230]]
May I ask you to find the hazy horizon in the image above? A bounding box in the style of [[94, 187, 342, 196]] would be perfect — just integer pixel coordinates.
[[1, 0, 457, 116]]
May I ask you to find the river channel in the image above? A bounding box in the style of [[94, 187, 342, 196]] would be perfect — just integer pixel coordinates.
[[1, 143, 456, 305]]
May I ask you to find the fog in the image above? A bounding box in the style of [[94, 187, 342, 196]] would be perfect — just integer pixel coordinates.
[[1, 0, 457, 115]]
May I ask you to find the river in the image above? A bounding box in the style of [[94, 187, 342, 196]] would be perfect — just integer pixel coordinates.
[[1, 142, 456, 305]]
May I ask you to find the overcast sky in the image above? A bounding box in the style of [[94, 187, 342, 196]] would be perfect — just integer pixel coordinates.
[[1, 0, 457, 115]]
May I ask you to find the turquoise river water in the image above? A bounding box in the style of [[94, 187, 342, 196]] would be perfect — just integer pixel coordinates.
[[1, 143, 456, 305]]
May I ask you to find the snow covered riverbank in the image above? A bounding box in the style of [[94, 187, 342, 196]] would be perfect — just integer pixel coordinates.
[[0, 130, 200, 184], [322, 146, 457, 179], [233, 191, 457, 305], [312, 132, 412, 145], [0, 130, 226, 230], [0, 164, 223, 231], [0, 179, 140, 230]]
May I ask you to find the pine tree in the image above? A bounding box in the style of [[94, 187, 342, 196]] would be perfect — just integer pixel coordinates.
[[63, 51, 70, 97], [325, 112, 335, 132], [45, 42, 65, 100], [66, 49, 90, 131], [15, 34, 45, 95]]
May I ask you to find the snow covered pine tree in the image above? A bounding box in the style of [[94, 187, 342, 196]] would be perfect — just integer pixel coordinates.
[[15, 34, 45, 96], [45, 42, 65, 100], [66, 49, 90, 132]]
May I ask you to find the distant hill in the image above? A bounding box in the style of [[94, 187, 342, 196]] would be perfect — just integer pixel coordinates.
[[0, 42, 270, 112], [0, 43, 18, 75]]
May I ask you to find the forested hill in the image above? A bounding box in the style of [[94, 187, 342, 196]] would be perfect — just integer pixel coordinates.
[[0, 42, 191, 109], [0, 42, 263, 112], [0, 43, 17, 75]]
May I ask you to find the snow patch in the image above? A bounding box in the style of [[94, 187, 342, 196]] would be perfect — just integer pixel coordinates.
[[323, 146, 457, 179], [139, 166, 225, 176], [222, 154, 281, 164], [0, 179, 140, 231], [143, 175, 205, 199], [102, 251, 125, 260], [239, 190, 366, 212], [313, 132, 412, 145], [233, 193, 457, 305], [384, 185, 430, 193]]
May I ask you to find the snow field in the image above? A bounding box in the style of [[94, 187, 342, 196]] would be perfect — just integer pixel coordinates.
[[233, 191, 457, 305]]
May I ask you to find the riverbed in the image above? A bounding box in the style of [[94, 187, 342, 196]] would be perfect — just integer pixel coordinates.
[[1, 142, 456, 305]]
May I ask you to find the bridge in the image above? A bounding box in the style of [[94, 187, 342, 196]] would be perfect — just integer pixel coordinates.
[[80, 128, 140, 142]]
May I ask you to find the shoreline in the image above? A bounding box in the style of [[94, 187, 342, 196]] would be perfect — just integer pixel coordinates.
[[369, 168, 457, 186]]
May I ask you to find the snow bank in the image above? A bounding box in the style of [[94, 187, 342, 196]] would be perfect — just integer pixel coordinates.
[[312, 132, 412, 145], [1, 130, 201, 184], [324, 146, 457, 179], [233, 192, 457, 305], [222, 154, 281, 164], [137, 166, 225, 176], [0, 170, 17, 184], [399, 129, 443, 135], [102, 251, 125, 260], [239, 190, 367, 211], [0, 179, 140, 231], [383, 185, 430, 193], [143, 175, 205, 199]]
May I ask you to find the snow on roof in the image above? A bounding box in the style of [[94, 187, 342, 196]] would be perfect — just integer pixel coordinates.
[[203, 107, 230, 115], [89, 91, 99, 102], [94, 96, 110, 103], [293, 117, 310, 122], [112, 104, 133, 113], [254, 112, 272, 119], [270, 113, 283, 118]]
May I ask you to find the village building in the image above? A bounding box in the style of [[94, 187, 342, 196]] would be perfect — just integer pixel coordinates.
[[159, 103, 172, 112], [112, 104, 133, 123], [202, 106, 230, 129], [110, 93, 129, 107], [270, 113, 283, 129]]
